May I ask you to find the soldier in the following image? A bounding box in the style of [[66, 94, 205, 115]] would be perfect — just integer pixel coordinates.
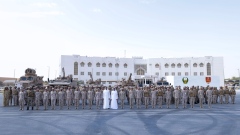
[[212, 87, 218, 104], [74, 88, 80, 109], [35, 89, 41, 110], [173, 87, 181, 109], [87, 88, 94, 109], [51, 89, 57, 110], [206, 87, 213, 108], [12, 86, 18, 106], [39, 87, 44, 106], [157, 88, 164, 108], [119, 88, 126, 109], [151, 88, 157, 109], [48, 87, 51, 106], [189, 88, 195, 108], [66, 87, 72, 109], [19, 88, 25, 111], [8, 87, 13, 106], [81, 88, 87, 109], [198, 87, 205, 108], [135, 87, 142, 109], [165, 88, 172, 109], [95, 88, 101, 109], [27, 88, 35, 110], [3, 87, 9, 107], [143, 87, 150, 109], [43, 88, 49, 110], [230, 87, 236, 104], [218, 87, 224, 104], [58, 88, 64, 110], [129, 88, 135, 109], [182, 87, 189, 109], [224, 86, 230, 104]]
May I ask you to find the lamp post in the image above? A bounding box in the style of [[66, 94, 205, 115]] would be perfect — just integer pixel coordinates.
[[14, 69, 15, 78], [238, 69, 240, 87], [47, 66, 50, 81]]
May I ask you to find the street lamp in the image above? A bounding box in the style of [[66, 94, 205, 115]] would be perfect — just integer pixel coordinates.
[[47, 66, 50, 81]]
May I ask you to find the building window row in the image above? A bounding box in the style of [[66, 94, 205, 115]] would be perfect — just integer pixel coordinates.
[[80, 72, 128, 76], [79, 62, 127, 68], [163, 63, 204, 68], [164, 72, 205, 76]]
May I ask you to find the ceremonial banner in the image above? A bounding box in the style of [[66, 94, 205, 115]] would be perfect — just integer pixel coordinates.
[[182, 77, 188, 84], [205, 77, 211, 84]]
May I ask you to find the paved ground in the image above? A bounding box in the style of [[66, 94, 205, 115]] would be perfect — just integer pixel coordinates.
[[0, 91, 240, 135]]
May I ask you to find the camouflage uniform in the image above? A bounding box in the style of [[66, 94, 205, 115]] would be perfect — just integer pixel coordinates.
[[87, 89, 94, 109], [230, 88, 236, 104], [119, 89, 126, 109], [43, 90, 49, 110], [198, 88, 204, 108], [27, 89, 35, 110], [173, 88, 181, 109], [81, 90, 87, 109], [12, 87, 18, 106], [218, 88, 224, 104], [157, 88, 164, 108], [224, 87, 230, 104], [189, 89, 195, 108], [129, 89, 135, 109], [143, 89, 150, 109], [206, 88, 213, 108], [165, 89, 172, 109], [19, 90, 25, 110], [151, 89, 157, 109], [95, 89, 102, 109], [135, 88, 142, 109], [35, 90, 41, 110]]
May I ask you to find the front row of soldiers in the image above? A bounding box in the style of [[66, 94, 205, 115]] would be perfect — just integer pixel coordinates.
[[2, 85, 237, 110]]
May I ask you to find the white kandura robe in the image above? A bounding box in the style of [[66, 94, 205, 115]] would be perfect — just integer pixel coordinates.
[[111, 90, 118, 109], [103, 89, 110, 109]]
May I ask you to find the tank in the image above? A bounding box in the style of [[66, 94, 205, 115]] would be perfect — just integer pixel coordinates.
[[48, 67, 78, 87], [18, 68, 44, 88]]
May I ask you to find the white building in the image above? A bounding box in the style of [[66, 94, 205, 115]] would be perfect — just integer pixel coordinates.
[[60, 55, 224, 86]]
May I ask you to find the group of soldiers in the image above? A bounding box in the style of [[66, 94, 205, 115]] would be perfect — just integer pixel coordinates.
[[2, 85, 237, 110]]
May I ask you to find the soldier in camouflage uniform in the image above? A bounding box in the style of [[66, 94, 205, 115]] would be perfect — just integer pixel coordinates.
[[165, 88, 172, 109], [129, 88, 135, 109], [19, 89, 25, 111], [12, 86, 18, 106], [157, 87, 164, 108], [74, 88, 80, 109], [189, 88, 195, 108], [43, 88, 49, 110], [182, 87, 189, 109], [95, 88, 102, 109], [230, 87, 236, 104], [3, 87, 9, 107], [81, 88, 87, 109], [212, 87, 218, 104], [135, 87, 142, 109], [88, 88, 94, 109], [151, 88, 157, 109], [173, 87, 181, 109], [218, 87, 224, 104], [198, 87, 205, 108], [143, 88, 150, 109], [58, 88, 64, 110], [35, 89, 41, 110], [27, 88, 35, 110], [206, 87, 213, 108], [119, 88, 126, 109], [224, 86, 230, 104]]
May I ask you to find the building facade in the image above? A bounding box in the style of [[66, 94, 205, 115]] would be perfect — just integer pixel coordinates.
[[60, 55, 224, 86]]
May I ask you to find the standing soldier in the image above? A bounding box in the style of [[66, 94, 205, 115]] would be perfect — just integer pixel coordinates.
[[39, 87, 44, 106], [143, 87, 150, 109], [218, 87, 224, 104], [135, 87, 142, 109], [81, 88, 87, 109], [165, 88, 172, 109], [88, 88, 94, 109], [43, 88, 49, 110], [27, 88, 35, 110], [95, 88, 101, 109], [9, 87, 13, 106], [55, 87, 59, 106], [212, 87, 218, 104], [189, 88, 195, 108], [206, 87, 213, 108], [119, 88, 126, 109], [19, 88, 25, 111], [198, 87, 205, 108], [182, 87, 189, 109], [129, 88, 135, 109], [224, 86, 230, 104], [58, 88, 64, 110], [66, 87, 72, 109], [12, 86, 18, 106], [157, 88, 164, 108], [48, 87, 51, 106], [3, 87, 9, 107], [151, 88, 157, 109], [173, 87, 181, 109], [230, 87, 236, 104], [51, 89, 57, 110], [74, 88, 80, 109], [35, 89, 41, 110]]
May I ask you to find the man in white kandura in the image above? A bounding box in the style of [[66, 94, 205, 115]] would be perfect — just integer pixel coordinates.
[[103, 87, 110, 109], [111, 88, 118, 109]]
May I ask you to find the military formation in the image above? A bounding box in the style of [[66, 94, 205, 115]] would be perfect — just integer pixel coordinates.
[[2, 85, 237, 110]]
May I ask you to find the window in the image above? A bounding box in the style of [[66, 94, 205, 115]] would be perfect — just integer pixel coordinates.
[[124, 63, 127, 68], [172, 72, 175, 76], [80, 62, 85, 67], [80, 72, 84, 75], [115, 72, 119, 76], [178, 72, 181, 76], [88, 62, 92, 67], [96, 63, 100, 67], [102, 63, 106, 67], [137, 69, 145, 75], [200, 72, 204, 76], [200, 63, 204, 67], [74, 78, 78, 81], [193, 63, 197, 67], [184, 63, 188, 68], [109, 72, 112, 76], [102, 72, 106, 76], [155, 72, 159, 76], [124, 72, 127, 76], [194, 72, 197, 76], [109, 63, 112, 68], [74, 62, 78, 75], [102, 82, 106, 84], [165, 63, 169, 68], [88, 72, 91, 75], [207, 63, 211, 75], [109, 82, 112, 84], [177, 63, 181, 68], [171, 63, 175, 68], [115, 63, 119, 68], [185, 72, 189, 76], [165, 72, 169, 76], [96, 72, 100, 76], [155, 64, 159, 68]]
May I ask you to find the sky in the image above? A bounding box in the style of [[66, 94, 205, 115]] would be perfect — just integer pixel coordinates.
[[0, 0, 240, 81]]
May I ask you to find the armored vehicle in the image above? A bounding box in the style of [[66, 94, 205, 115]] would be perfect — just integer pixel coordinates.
[[18, 68, 44, 88]]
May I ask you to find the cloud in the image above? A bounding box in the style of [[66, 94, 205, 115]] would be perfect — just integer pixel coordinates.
[[31, 2, 57, 8], [0, 11, 65, 18], [140, 0, 156, 4], [92, 8, 102, 13]]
